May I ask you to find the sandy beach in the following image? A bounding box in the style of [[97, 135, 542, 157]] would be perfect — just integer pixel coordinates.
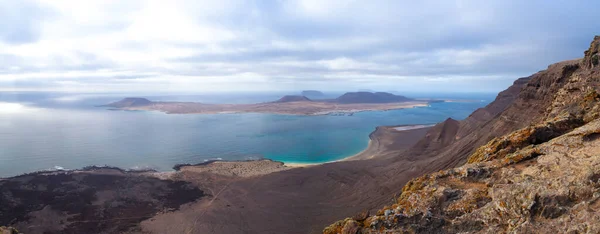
[[282, 139, 377, 168], [174, 124, 435, 174], [0, 120, 436, 234]]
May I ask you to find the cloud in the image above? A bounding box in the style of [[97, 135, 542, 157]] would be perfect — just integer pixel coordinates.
[[0, 0, 599, 93], [0, 1, 54, 44]]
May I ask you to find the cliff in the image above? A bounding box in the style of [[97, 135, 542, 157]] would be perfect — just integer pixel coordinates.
[[324, 35, 600, 234], [4, 37, 599, 234], [406, 118, 460, 157], [335, 92, 412, 104], [582, 35, 600, 69]]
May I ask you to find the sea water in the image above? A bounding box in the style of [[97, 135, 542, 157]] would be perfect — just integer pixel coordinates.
[[0, 92, 493, 177]]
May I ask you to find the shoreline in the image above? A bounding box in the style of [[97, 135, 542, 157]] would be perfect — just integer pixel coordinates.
[[0, 124, 434, 179], [281, 123, 434, 167], [282, 140, 374, 168], [111, 101, 431, 116]]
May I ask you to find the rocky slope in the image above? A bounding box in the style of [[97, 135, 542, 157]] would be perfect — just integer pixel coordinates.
[[0, 168, 204, 233], [407, 118, 460, 157], [135, 73, 531, 234], [324, 35, 600, 234], [3, 36, 597, 234]]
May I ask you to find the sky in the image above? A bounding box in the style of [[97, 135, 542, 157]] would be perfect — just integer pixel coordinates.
[[0, 0, 599, 93]]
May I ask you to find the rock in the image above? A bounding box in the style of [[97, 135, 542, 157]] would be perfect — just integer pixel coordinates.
[[369, 217, 379, 228], [463, 167, 490, 179], [341, 220, 360, 234], [0, 226, 19, 234], [408, 118, 460, 157], [323, 35, 600, 234], [582, 35, 600, 69], [351, 210, 369, 221], [384, 209, 392, 219]]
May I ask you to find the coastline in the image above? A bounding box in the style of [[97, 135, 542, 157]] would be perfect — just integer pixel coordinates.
[[281, 123, 433, 168], [112, 101, 430, 116], [0, 124, 433, 179], [281, 140, 374, 168], [167, 123, 434, 177], [0, 122, 436, 232]]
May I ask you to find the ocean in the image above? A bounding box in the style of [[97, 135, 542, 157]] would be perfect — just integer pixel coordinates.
[[0, 92, 493, 177]]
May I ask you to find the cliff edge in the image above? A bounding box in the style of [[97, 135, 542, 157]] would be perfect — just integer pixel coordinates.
[[324, 35, 600, 234]]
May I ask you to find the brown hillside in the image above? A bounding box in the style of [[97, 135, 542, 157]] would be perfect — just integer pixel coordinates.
[[324, 35, 600, 234]]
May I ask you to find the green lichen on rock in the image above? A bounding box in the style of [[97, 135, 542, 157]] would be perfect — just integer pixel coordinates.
[[445, 187, 490, 217], [322, 218, 361, 234], [323, 36, 600, 234], [325, 119, 600, 234], [582, 35, 600, 69], [580, 90, 600, 122], [0, 226, 19, 234], [501, 145, 542, 165], [322, 219, 346, 234], [468, 109, 590, 164]]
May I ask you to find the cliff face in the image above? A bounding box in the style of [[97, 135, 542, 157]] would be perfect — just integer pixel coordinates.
[[582, 35, 600, 70], [413, 58, 583, 171], [407, 118, 460, 157], [324, 35, 600, 233], [396, 75, 531, 166], [456, 77, 531, 139]]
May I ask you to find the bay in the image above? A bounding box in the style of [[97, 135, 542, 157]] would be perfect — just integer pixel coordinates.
[[0, 92, 492, 177]]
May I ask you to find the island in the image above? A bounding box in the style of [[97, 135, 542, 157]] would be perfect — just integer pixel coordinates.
[[3, 35, 600, 234], [300, 90, 325, 99], [102, 92, 430, 115], [335, 91, 412, 103]]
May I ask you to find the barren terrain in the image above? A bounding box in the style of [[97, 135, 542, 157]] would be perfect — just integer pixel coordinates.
[[114, 101, 429, 115]]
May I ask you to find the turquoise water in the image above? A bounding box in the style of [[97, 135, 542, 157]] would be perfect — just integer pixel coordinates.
[[0, 92, 492, 177]]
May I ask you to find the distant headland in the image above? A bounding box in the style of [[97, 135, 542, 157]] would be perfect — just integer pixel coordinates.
[[102, 92, 432, 115], [300, 90, 325, 98]]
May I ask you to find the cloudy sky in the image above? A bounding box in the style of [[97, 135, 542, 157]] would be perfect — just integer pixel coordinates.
[[0, 0, 599, 93]]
